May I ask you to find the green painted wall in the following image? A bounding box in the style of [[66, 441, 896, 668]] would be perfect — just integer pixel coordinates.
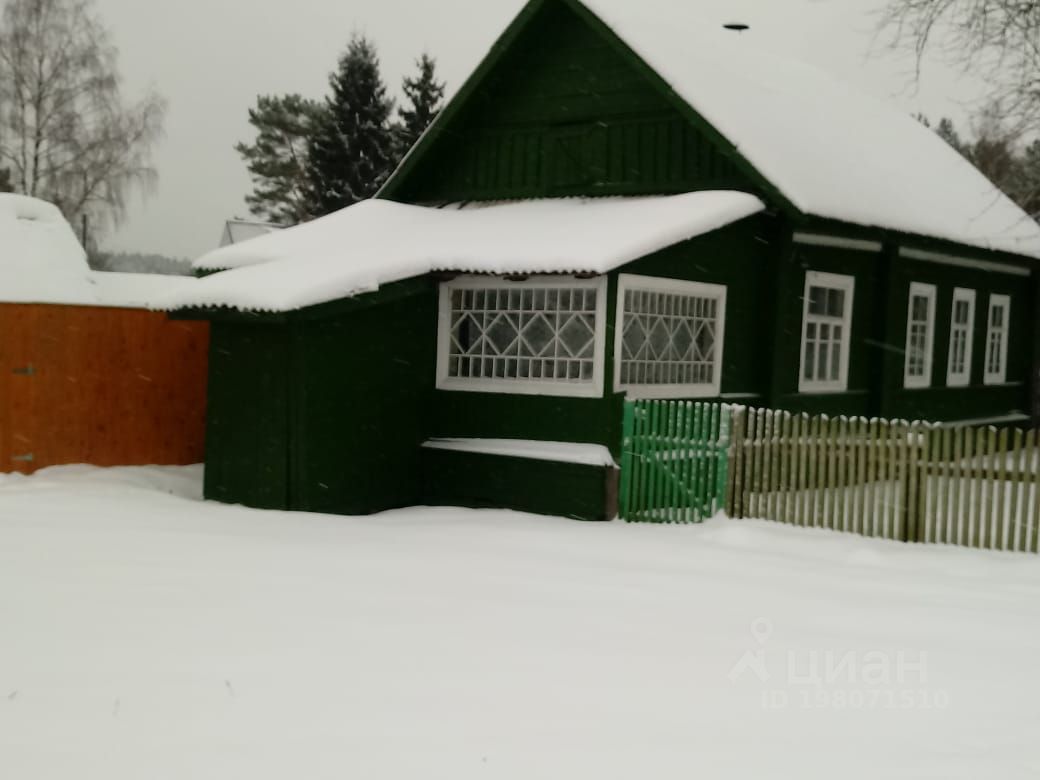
[[390, 0, 753, 203], [422, 450, 609, 521], [202, 229, 1035, 520], [427, 215, 776, 461], [204, 322, 291, 510], [290, 289, 437, 515], [1032, 273, 1040, 422], [198, 0, 1039, 521], [767, 241, 883, 418], [762, 237, 1034, 423], [203, 283, 437, 516], [201, 217, 773, 519], [881, 259, 1032, 422]]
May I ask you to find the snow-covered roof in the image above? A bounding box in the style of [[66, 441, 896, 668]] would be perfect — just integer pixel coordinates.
[[0, 194, 95, 302], [572, 0, 1040, 259], [220, 219, 283, 248], [0, 194, 199, 309], [169, 191, 765, 313]]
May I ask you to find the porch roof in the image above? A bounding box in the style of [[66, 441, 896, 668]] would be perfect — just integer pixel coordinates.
[[166, 191, 765, 313]]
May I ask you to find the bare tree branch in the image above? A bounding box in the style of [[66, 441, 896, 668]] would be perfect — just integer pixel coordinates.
[[0, 0, 166, 245], [879, 0, 1040, 133]]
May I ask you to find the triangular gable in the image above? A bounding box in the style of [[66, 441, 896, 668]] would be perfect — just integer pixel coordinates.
[[378, 0, 792, 212]]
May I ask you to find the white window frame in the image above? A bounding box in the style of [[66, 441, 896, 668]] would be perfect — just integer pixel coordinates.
[[436, 275, 608, 398], [613, 274, 727, 400], [984, 294, 1011, 386], [946, 287, 976, 388], [798, 271, 855, 394], [903, 282, 937, 390]]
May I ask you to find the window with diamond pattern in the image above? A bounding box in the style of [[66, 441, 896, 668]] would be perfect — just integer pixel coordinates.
[[614, 275, 727, 398], [437, 277, 606, 396]]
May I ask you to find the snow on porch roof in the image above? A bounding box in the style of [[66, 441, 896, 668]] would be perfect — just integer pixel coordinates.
[[169, 191, 765, 313], [573, 0, 1040, 259]]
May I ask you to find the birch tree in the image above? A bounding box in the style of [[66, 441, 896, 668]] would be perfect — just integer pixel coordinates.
[[0, 0, 165, 240]]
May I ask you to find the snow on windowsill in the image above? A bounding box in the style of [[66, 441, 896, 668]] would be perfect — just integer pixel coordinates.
[[422, 438, 618, 468]]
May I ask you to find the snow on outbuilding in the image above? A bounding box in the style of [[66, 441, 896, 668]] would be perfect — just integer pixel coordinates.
[[0, 194, 96, 304], [219, 218, 283, 248], [0, 194, 198, 309], [574, 0, 1040, 258], [168, 191, 765, 313]]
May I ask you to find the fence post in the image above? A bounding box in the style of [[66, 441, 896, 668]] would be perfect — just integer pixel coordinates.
[[715, 405, 732, 517], [618, 400, 636, 521], [905, 422, 925, 544], [1009, 428, 1025, 552], [726, 406, 745, 518], [1028, 429, 1039, 554], [994, 427, 1009, 551]]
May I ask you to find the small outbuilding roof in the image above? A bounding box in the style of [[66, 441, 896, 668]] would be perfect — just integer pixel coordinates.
[[170, 191, 765, 313], [0, 194, 198, 309], [219, 219, 283, 247]]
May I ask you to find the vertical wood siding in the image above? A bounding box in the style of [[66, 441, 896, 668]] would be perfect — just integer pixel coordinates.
[[0, 304, 208, 474], [394, 0, 752, 203]]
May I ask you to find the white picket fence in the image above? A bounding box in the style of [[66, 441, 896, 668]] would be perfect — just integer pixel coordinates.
[[727, 407, 1040, 553]]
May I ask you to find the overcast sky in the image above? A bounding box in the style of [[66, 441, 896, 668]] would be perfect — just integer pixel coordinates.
[[94, 0, 982, 259]]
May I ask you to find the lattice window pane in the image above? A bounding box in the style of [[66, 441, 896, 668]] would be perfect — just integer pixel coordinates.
[[619, 282, 724, 391], [443, 280, 601, 390]]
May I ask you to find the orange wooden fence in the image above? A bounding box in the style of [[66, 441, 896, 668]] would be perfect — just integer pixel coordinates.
[[0, 304, 209, 474]]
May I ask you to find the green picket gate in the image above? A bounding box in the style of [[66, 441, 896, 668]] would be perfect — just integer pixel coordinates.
[[618, 400, 733, 523]]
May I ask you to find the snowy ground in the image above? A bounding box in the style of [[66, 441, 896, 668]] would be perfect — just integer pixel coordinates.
[[2, 466, 1039, 779]]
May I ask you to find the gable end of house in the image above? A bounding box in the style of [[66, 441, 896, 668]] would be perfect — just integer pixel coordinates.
[[378, 0, 792, 212]]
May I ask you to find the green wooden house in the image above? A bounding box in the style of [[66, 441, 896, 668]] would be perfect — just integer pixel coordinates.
[[171, 0, 1040, 521]]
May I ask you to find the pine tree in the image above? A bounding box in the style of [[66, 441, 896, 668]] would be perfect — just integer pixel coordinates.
[[934, 118, 967, 157], [1015, 140, 1040, 220], [306, 35, 395, 215], [235, 94, 324, 225], [394, 54, 446, 160]]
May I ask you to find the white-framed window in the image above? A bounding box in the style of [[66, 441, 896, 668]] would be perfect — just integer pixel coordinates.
[[613, 274, 727, 399], [946, 287, 976, 387], [436, 275, 608, 398], [903, 282, 937, 389], [799, 271, 855, 393], [984, 294, 1011, 385]]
